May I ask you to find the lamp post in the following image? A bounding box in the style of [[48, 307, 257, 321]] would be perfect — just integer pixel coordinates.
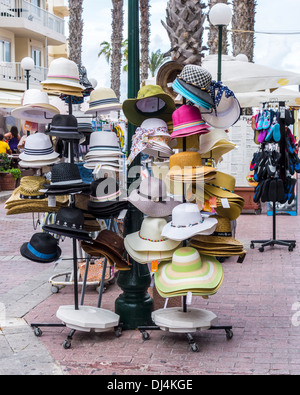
[[209, 3, 232, 82], [21, 57, 35, 90]]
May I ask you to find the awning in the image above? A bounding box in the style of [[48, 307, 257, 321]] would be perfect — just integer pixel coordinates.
[[0, 90, 23, 109]]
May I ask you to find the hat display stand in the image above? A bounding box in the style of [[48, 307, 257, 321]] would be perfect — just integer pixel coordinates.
[[30, 94, 124, 348], [250, 101, 297, 253], [136, 99, 233, 352]]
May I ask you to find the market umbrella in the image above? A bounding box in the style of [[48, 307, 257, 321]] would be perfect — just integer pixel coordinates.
[[202, 55, 300, 93], [236, 87, 300, 108]]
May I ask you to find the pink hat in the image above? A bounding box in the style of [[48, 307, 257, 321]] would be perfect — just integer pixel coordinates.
[[171, 105, 211, 139]]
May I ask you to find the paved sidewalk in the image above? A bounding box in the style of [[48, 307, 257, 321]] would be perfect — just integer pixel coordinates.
[[1, 200, 300, 375]]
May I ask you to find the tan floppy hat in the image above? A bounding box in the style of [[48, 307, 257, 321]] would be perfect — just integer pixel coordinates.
[[199, 129, 236, 163], [156, 61, 184, 100]]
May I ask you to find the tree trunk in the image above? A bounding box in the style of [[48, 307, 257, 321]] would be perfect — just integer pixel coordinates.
[[162, 0, 207, 65], [208, 0, 229, 55], [232, 0, 257, 62], [111, 0, 124, 101], [140, 0, 151, 83], [68, 0, 84, 65]]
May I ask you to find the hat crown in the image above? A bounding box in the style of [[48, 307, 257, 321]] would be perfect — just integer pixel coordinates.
[[207, 171, 236, 192], [139, 177, 167, 200], [137, 85, 167, 100], [95, 230, 125, 254], [214, 216, 232, 234], [29, 232, 59, 255], [51, 163, 83, 184], [91, 177, 120, 199], [51, 114, 78, 128], [172, 105, 204, 127], [89, 132, 120, 149], [170, 152, 202, 170], [172, 203, 203, 228], [22, 89, 50, 106], [171, 247, 202, 272], [89, 87, 118, 103], [179, 65, 212, 90], [47, 57, 80, 80], [56, 207, 85, 228], [140, 118, 168, 131], [24, 133, 52, 151], [20, 176, 48, 195], [139, 217, 167, 241]]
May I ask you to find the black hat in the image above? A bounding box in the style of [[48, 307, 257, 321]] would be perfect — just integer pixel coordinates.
[[42, 207, 92, 241], [87, 177, 125, 208], [20, 233, 62, 264], [46, 114, 84, 140], [44, 163, 91, 193]]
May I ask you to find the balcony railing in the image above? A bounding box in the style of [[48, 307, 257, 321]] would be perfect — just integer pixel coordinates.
[[0, 61, 48, 86], [0, 0, 65, 36]]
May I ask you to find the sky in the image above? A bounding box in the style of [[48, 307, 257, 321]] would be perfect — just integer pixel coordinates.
[[75, 0, 300, 101]]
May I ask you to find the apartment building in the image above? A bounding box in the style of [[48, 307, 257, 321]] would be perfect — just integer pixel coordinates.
[[0, 0, 68, 109]]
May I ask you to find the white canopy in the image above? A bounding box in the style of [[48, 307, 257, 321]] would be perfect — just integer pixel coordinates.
[[202, 55, 300, 93], [236, 87, 300, 108]]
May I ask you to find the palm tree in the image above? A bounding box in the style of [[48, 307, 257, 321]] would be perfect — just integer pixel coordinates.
[[232, 0, 257, 62], [111, 0, 124, 101], [98, 41, 112, 63], [162, 0, 207, 65], [149, 50, 169, 78], [140, 0, 151, 82], [207, 0, 229, 55], [68, 0, 84, 65]]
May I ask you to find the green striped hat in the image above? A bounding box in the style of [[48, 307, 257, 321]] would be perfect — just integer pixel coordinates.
[[154, 247, 224, 295]]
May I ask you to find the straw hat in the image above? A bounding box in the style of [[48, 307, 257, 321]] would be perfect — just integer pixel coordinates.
[[154, 247, 224, 296], [128, 177, 180, 218], [199, 129, 236, 162], [19, 176, 49, 200], [122, 85, 176, 126], [125, 217, 181, 253], [11, 89, 60, 124], [156, 60, 184, 100], [85, 87, 122, 115], [171, 105, 210, 139], [19, 133, 60, 162], [161, 203, 218, 242], [41, 58, 85, 91]]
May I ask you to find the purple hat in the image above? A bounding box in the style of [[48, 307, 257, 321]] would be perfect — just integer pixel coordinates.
[[171, 105, 211, 139]]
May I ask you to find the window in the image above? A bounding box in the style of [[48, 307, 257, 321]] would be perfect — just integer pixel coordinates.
[[32, 49, 41, 67], [31, 0, 41, 7], [0, 40, 11, 62]]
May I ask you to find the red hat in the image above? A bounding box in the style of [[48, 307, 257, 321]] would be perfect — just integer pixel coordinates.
[[171, 105, 211, 139]]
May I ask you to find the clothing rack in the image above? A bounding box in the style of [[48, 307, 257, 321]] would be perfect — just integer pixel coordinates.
[[250, 101, 297, 252]]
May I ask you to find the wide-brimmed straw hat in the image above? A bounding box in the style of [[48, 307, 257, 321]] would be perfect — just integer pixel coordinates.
[[20, 232, 61, 264], [81, 230, 131, 271], [199, 129, 236, 163], [171, 104, 210, 139], [11, 89, 60, 124], [122, 85, 176, 126], [125, 217, 181, 253], [85, 87, 122, 115], [19, 176, 49, 200], [128, 177, 180, 218], [41, 58, 85, 91], [154, 247, 224, 296], [19, 133, 60, 163], [161, 203, 218, 241], [156, 60, 184, 100]]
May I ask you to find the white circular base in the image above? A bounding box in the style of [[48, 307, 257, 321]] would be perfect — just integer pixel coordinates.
[[152, 307, 218, 332], [56, 305, 120, 333]]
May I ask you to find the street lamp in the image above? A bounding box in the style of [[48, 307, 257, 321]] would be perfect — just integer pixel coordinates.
[[21, 57, 35, 90], [209, 3, 233, 82]]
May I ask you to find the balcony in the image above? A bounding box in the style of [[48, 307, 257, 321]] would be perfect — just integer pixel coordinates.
[[0, 61, 48, 90], [0, 0, 66, 46]]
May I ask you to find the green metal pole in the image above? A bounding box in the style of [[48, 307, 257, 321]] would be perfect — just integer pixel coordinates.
[[115, 0, 154, 330], [217, 25, 223, 82]]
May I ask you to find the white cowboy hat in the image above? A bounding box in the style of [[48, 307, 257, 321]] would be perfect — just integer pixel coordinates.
[[19, 133, 60, 162], [41, 58, 85, 91], [161, 203, 218, 241], [11, 89, 60, 124], [85, 87, 122, 115]]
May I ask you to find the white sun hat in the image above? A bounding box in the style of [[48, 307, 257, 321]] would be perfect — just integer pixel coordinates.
[[19, 133, 60, 162], [86, 132, 123, 157], [85, 87, 122, 115], [11, 89, 60, 124], [161, 203, 218, 241]]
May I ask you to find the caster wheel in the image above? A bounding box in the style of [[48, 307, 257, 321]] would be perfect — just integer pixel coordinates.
[[34, 327, 42, 337], [142, 332, 150, 341], [226, 329, 233, 340], [63, 340, 72, 350], [259, 247, 264, 253], [190, 344, 200, 353], [250, 243, 255, 250], [115, 328, 122, 338], [51, 286, 59, 294]]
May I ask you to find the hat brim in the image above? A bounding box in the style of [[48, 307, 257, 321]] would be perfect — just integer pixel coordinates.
[[161, 217, 218, 242], [19, 151, 60, 162], [45, 130, 85, 140], [172, 79, 213, 110], [154, 254, 223, 294], [20, 242, 61, 264], [128, 189, 181, 218], [125, 231, 181, 252], [11, 105, 60, 124], [198, 96, 241, 129], [43, 224, 92, 241], [85, 103, 122, 115], [19, 159, 61, 169], [122, 93, 176, 126], [176, 78, 215, 107], [41, 79, 85, 91]]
